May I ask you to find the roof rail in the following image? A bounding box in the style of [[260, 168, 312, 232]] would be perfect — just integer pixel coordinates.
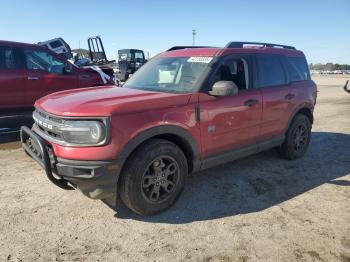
[[166, 46, 214, 52], [225, 41, 296, 50]]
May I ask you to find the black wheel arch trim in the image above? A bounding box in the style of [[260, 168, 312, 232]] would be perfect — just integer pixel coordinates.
[[285, 104, 314, 132], [116, 125, 201, 175]]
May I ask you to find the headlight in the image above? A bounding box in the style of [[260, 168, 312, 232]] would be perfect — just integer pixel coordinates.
[[61, 120, 106, 145]]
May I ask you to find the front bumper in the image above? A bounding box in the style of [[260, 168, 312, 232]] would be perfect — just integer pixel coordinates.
[[20, 126, 120, 199]]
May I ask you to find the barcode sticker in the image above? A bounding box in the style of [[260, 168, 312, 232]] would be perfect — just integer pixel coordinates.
[[188, 57, 213, 63]]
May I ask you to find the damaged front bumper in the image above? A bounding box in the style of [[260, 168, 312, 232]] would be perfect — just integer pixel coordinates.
[[20, 126, 120, 200]]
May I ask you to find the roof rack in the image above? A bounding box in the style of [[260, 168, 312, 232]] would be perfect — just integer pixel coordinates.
[[166, 46, 214, 52], [225, 41, 296, 50]]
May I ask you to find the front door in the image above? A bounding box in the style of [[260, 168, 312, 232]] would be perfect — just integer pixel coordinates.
[[23, 48, 77, 106], [199, 55, 262, 158]]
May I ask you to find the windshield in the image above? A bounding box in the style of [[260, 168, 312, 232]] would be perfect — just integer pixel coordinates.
[[123, 56, 212, 93]]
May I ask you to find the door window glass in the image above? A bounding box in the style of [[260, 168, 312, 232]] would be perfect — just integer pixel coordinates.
[[24, 49, 65, 74], [256, 54, 286, 88], [212, 58, 249, 90], [0, 47, 16, 69]]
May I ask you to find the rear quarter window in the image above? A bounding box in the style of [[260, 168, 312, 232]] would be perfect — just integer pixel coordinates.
[[285, 57, 310, 81], [256, 54, 287, 88]]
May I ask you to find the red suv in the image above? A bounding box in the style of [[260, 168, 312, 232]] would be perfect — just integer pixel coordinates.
[[0, 40, 114, 110], [21, 41, 317, 215]]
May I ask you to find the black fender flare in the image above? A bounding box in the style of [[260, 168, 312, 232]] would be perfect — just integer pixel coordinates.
[[284, 104, 314, 133], [116, 125, 201, 176]]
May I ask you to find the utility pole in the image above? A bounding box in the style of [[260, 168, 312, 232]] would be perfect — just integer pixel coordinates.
[[192, 29, 196, 46]]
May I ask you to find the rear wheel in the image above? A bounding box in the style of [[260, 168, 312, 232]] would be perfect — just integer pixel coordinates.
[[280, 114, 311, 160], [119, 139, 188, 215]]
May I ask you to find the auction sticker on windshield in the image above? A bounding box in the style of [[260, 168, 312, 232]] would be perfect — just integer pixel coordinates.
[[188, 57, 213, 63]]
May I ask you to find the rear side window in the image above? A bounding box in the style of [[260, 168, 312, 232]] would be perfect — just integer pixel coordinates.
[[286, 57, 310, 81], [0, 46, 17, 69], [256, 54, 286, 88]]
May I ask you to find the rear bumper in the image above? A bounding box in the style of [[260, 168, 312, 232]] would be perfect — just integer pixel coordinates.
[[20, 126, 120, 199]]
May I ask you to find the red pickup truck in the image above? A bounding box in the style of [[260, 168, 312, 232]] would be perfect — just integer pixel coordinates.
[[21, 41, 317, 215], [0, 40, 114, 111]]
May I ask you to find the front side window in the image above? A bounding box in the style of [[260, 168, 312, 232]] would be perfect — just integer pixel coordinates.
[[256, 54, 286, 88], [212, 57, 249, 90], [0, 46, 16, 69], [123, 57, 211, 93], [24, 49, 65, 74]]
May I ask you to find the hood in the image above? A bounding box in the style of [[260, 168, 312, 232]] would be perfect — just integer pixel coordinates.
[[35, 86, 193, 117], [77, 66, 114, 84]]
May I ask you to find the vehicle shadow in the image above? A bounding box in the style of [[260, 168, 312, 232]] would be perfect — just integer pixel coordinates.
[[112, 131, 350, 223], [0, 112, 33, 144]]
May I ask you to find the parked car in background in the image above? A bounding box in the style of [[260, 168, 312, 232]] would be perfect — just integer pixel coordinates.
[[38, 37, 73, 60], [116, 49, 147, 81], [21, 41, 317, 216], [0, 40, 115, 111]]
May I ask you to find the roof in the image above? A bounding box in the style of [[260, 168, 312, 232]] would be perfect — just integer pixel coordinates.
[[0, 40, 70, 60], [159, 42, 305, 58], [118, 49, 143, 53], [0, 40, 39, 48]]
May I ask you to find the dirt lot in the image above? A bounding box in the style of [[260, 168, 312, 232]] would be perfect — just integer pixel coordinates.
[[0, 76, 349, 262]]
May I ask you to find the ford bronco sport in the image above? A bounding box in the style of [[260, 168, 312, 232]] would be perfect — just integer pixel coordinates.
[[21, 41, 317, 215]]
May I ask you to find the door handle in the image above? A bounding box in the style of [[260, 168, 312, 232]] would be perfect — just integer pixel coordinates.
[[285, 93, 295, 100], [27, 76, 39, 80], [244, 99, 259, 107]]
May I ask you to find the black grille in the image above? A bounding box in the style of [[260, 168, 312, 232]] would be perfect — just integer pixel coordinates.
[[33, 109, 64, 141]]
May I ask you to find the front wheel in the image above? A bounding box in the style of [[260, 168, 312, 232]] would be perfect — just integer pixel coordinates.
[[280, 114, 312, 160], [119, 139, 188, 216]]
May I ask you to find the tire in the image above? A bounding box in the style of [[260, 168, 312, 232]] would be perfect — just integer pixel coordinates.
[[119, 139, 188, 216], [280, 114, 312, 160]]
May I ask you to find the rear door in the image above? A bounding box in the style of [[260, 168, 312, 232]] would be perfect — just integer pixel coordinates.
[[23, 48, 78, 106], [255, 54, 297, 141], [0, 45, 26, 110]]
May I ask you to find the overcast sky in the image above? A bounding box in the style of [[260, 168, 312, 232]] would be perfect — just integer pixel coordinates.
[[1, 0, 349, 64]]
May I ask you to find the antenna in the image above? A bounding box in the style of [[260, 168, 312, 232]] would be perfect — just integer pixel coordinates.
[[192, 29, 196, 46]]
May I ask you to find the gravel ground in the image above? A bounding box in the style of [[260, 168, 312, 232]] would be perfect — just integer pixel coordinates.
[[0, 76, 349, 262]]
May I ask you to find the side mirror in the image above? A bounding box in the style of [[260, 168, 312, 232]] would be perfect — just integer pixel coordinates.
[[209, 81, 238, 96], [64, 62, 73, 74]]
